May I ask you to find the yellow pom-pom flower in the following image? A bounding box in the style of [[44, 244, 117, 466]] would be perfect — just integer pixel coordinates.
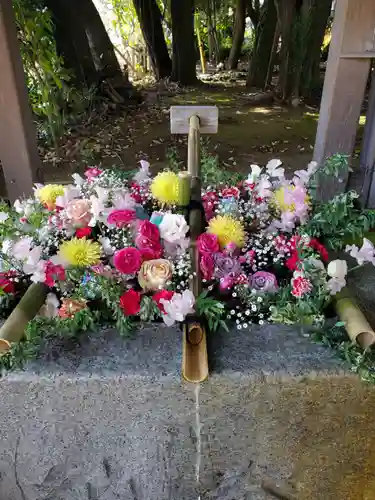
[[58, 238, 101, 267], [151, 171, 180, 205], [36, 184, 65, 209], [208, 215, 246, 249], [273, 186, 310, 212]]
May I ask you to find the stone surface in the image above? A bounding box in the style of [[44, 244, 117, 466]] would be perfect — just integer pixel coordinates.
[[1, 324, 374, 500]]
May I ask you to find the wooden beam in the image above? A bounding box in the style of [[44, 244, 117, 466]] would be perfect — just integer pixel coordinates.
[[0, 0, 42, 202], [313, 0, 375, 201], [360, 69, 375, 207]]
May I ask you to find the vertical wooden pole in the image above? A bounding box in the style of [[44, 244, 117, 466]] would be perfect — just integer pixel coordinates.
[[0, 0, 42, 201], [313, 0, 375, 201], [360, 68, 375, 207]]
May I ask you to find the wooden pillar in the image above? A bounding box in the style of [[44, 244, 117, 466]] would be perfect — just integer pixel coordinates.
[[360, 68, 375, 207], [313, 0, 375, 201], [0, 0, 42, 201]]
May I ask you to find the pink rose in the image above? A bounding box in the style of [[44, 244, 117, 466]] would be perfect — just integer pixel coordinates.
[[140, 246, 162, 261], [107, 209, 136, 228], [85, 167, 103, 181], [200, 254, 214, 280], [138, 220, 160, 242], [219, 275, 235, 292], [66, 199, 92, 227], [197, 233, 220, 254], [113, 247, 142, 274], [136, 234, 162, 255]]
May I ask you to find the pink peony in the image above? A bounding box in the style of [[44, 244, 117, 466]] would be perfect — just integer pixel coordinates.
[[197, 233, 220, 254], [85, 167, 103, 181], [200, 254, 215, 280], [139, 246, 162, 261], [66, 199, 92, 227], [113, 247, 142, 274], [107, 209, 136, 228], [219, 275, 235, 292], [291, 276, 312, 298]]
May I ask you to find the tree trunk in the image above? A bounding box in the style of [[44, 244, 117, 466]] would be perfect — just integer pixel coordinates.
[[300, 0, 331, 98], [228, 0, 246, 69], [77, 0, 122, 79], [275, 0, 296, 100], [247, 0, 277, 88], [195, 11, 206, 73], [247, 0, 260, 28], [45, 0, 98, 88], [170, 0, 197, 85], [133, 0, 172, 80]]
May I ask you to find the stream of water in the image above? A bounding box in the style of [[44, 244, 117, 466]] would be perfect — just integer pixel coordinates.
[[194, 383, 202, 500]]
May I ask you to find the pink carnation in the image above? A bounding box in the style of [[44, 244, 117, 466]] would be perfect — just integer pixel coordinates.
[[113, 247, 142, 274], [85, 167, 103, 181], [138, 220, 160, 242], [291, 276, 312, 298], [200, 254, 215, 280], [107, 209, 136, 228]]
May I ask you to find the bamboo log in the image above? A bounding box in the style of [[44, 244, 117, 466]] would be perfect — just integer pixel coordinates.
[[178, 171, 192, 207], [0, 283, 49, 353], [335, 290, 375, 349], [182, 114, 209, 383]]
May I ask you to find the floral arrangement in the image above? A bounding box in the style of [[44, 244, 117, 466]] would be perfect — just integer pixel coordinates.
[[1, 156, 375, 359]]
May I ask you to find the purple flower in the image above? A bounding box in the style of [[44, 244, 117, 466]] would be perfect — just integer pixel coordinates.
[[214, 253, 241, 279], [250, 271, 278, 293]]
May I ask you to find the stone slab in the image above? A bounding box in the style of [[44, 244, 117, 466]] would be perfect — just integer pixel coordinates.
[[0, 324, 369, 500]]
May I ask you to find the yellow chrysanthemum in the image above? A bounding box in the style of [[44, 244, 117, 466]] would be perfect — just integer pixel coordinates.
[[273, 186, 310, 212], [208, 215, 246, 249], [59, 238, 101, 267], [151, 171, 180, 205], [37, 184, 65, 208]]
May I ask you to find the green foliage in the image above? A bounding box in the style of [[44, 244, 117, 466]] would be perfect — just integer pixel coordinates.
[[303, 191, 375, 250], [0, 308, 99, 374], [314, 322, 375, 383], [196, 290, 228, 332], [139, 295, 161, 322]]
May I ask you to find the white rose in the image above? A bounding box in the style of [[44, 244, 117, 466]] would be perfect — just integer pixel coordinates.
[[327, 260, 347, 280], [159, 213, 189, 244], [0, 212, 8, 223]]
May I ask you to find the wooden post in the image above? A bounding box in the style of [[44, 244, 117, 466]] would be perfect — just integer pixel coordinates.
[[313, 0, 375, 201], [0, 0, 42, 201], [360, 68, 375, 207]]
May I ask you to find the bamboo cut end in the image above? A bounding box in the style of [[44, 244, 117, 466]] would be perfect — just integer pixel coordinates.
[[0, 339, 11, 354], [182, 322, 208, 383]]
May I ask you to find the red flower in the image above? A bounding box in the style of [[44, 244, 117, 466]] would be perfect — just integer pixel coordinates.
[[291, 276, 312, 298], [75, 226, 92, 239], [138, 220, 160, 242], [139, 246, 162, 261], [120, 289, 141, 316], [221, 187, 240, 198], [0, 273, 15, 294], [200, 254, 215, 280], [113, 247, 142, 274], [286, 251, 301, 271], [44, 261, 66, 287], [152, 290, 175, 313], [130, 183, 143, 203], [107, 209, 136, 228], [309, 239, 328, 262]]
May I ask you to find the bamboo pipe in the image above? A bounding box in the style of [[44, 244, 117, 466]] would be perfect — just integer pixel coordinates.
[[335, 289, 375, 349], [0, 283, 49, 353], [182, 114, 209, 383]]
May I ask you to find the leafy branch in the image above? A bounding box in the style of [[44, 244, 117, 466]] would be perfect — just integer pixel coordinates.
[[196, 291, 228, 332]]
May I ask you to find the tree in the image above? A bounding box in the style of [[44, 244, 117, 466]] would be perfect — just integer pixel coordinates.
[[170, 0, 197, 85], [228, 0, 246, 69], [133, 0, 172, 79], [246, 0, 277, 88], [45, 0, 98, 87]]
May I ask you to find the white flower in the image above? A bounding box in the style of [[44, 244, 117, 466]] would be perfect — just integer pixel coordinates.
[[89, 195, 107, 226], [327, 259, 347, 279], [94, 186, 109, 204], [326, 277, 346, 295], [307, 161, 318, 176], [13, 199, 24, 214], [39, 293, 60, 318], [266, 159, 284, 179], [308, 257, 325, 271], [112, 190, 136, 210], [99, 236, 114, 256], [159, 213, 189, 244], [13, 237, 33, 261], [72, 173, 85, 186], [246, 164, 262, 184], [256, 176, 272, 198], [23, 246, 43, 275], [346, 238, 375, 266], [29, 260, 47, 283], [55, 185, 80, 208], [133, 160, 151, 184], [163, 237, 190, 257], [2, 239, 13, 256], [160, 290, 195, 326], [272, 211, 295, 233], [0, 212, 9, 223]]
